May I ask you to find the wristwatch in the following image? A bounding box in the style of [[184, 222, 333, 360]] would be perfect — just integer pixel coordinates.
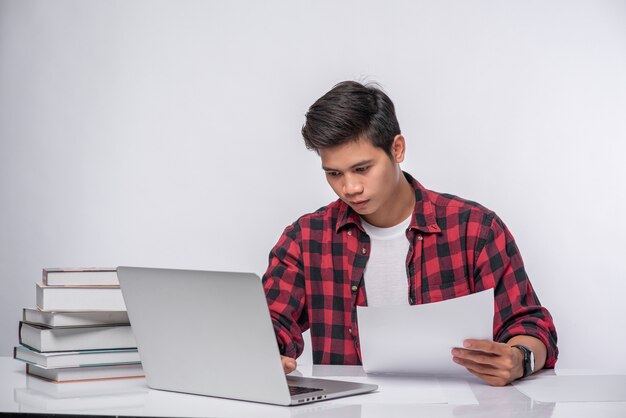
[[513, 344, 535, 378]]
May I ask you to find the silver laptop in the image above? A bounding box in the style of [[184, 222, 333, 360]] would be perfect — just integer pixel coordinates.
[[116, 266, 377, 406]]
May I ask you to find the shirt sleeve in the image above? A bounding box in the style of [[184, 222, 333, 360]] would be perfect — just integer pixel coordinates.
[[261, 223, 309, 359], [474, 213, 559, 368]]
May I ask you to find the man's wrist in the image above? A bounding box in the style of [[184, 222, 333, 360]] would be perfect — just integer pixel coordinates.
[[512, 344, 535, 378]]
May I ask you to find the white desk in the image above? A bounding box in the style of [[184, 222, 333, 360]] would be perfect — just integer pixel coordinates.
[[1, 357, 626, 418]]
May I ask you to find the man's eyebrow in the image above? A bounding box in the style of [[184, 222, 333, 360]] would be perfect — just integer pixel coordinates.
[[322, 160, 374, 172]]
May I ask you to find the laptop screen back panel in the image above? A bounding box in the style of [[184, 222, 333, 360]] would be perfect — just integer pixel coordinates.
[[117, 267, 292, 405]]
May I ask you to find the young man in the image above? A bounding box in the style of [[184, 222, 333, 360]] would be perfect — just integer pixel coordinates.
[[262, 81, 558, 386]]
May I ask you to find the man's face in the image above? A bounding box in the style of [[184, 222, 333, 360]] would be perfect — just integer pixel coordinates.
[[320, 136, 405, 224]]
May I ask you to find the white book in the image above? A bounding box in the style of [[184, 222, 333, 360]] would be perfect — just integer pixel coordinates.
[[36, 282, 126, 311], [25, 373, 147, 397], [14, 345, 140, 369], [25, 375, 149, 398], [23, 308, 129, 328], [26, 363, 144, 383], [43, 267, 119, 286], [19, 322, 137, 352]]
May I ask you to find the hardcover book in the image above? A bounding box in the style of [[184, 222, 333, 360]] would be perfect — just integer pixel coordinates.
[[43, 268, 119, 286], [35, 282, 126, 311], [26, 363, 144, 383], [19, 322, 137, 352], [14, 345, 140, 369], [22, 308, 129, 328], [25, 372, 147, 397]]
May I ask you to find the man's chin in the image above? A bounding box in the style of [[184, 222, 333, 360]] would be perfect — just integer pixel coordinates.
[[350, 204, 375, 215]]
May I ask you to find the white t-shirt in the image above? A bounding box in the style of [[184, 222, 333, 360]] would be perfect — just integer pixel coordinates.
[[361, 215, 412, 307]]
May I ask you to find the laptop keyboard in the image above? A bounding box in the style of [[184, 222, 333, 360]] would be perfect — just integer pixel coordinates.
[[289, 385, 323, 396]]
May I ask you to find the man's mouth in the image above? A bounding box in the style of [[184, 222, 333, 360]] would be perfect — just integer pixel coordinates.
[[350, 200, 369, 209]]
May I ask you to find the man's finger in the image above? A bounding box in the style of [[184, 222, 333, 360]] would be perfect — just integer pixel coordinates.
[[453, 346, 516, 370], [454, 355, 515, 379], [452, 348, 498, 365], [462, 339, 509, 355], [281, 355, 297, 374], [453, 355, 499, 376]]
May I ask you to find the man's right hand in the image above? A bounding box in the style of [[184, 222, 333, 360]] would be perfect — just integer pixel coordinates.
[[281, 355, 297, 374]]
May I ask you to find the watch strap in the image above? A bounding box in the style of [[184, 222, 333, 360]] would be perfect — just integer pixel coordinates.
[[512, 344, 533, 378]]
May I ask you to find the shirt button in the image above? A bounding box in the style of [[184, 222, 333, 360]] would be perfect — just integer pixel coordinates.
[[348, 328, 352, 335], [417, 234, 423, 241], [351, 285, 358, 293], [361, 247, 367, 255], [347, 230, 352, 236]]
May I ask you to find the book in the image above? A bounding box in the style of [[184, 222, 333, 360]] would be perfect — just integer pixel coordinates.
[[36, 282, 126, 311], [26, 363, 144, 383], [23, 308, 129, 328], [25, 372, 147, 397], [14, 345, 140, 369], [43, 267, 119, 286], [19, 322, 137, 352]]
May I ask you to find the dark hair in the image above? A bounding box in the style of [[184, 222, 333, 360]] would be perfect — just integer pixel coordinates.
[[301, 81, 401, 156]]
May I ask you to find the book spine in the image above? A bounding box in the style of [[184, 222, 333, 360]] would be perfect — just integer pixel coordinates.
[[35, 284, 43, 310], [18, 321, 24, 346]]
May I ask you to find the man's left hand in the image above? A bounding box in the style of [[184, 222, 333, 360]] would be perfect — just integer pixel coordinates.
[[451, 339, 524, 386]]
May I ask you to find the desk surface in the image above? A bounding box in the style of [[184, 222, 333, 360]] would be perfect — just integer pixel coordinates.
[[1, 357, 626, 418]]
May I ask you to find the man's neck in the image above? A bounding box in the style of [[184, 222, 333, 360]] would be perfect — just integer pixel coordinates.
[[362, 174, 415, 228]]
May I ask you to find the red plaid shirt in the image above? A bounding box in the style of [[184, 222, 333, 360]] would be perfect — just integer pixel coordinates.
[[263, 172, 558, 367]]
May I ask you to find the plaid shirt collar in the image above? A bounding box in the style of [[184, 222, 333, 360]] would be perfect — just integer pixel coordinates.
[[335, 171, 442, 234]]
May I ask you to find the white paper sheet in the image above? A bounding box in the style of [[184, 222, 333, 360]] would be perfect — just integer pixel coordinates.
[[357, 288, 494, 375], [513, 373, 626, 402]]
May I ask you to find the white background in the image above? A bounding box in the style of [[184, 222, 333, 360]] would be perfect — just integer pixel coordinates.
[[1, 0, 625, 370]]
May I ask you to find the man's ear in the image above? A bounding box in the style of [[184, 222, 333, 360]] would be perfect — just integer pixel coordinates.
[[391, 135, 406, 163]]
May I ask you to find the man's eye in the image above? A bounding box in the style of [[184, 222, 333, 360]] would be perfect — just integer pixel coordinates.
[[326, 171, 341, 177], [355, 166, 370, 173]]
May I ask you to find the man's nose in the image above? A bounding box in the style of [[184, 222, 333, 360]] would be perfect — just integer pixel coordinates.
[[343, 175, 364, 196]]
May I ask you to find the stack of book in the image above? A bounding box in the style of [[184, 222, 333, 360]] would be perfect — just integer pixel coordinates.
[[14, 268, 144, 383]]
